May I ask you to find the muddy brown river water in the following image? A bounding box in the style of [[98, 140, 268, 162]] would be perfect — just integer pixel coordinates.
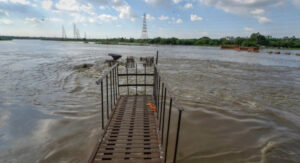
[[0, 40, 300, 163]]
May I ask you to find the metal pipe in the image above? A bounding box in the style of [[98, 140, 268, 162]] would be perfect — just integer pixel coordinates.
[[164, 98, 173, 163], [156, 50, 158, 64], [114, 68, 117, 101], [161, 87, 167, 144], [112, 68, 115, 105], [101, 80, 104, 129], [106, 75, 109, 119], [144, 65, 146, 95], [117, 65, 119, 96], [173, 110, 183, 163], [126, 66, 129, 95], [110, 71, 113, 110], [136, 63, 137, 95], [159, 83, 165, 130], [157, 77, 161, 119], [153, 66, 156, 103]]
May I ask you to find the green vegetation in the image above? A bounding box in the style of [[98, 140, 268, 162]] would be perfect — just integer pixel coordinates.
[[1, 33, 300, 49], [0, 37, 12, 41], [94, 33, 300, 49]]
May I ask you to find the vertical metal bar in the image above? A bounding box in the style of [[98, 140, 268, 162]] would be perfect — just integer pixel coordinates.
[[114, 68, 117, 101], [161, 87, 167, 143], [136, 63, 137, 95], [126, 66, 129, 95], [106, 75, 109, 119], [112, 68, 115, 105], [156, 50, 159, 64], [159, 83, 165, 130], [164, 98, 173, 163], [173, 110, 183, 163], [157, 77, 161, 119], [101, 80, 104, 129], [144, 65, 146, 95], [153, 66, 156, 99], [110, 71, 113, 110], [117, 65, 119, 96]]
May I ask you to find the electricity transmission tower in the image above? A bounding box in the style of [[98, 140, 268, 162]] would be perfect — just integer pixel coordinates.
[[141, 13, 148, 39], [62, 25, 67, 39], [73, 23, 80, 39]]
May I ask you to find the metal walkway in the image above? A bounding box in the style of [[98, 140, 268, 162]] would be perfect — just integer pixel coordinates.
[[91, 96, 161, 162], [89, 53, 184, 163]]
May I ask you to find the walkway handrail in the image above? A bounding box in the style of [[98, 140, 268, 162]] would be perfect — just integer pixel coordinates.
[[94, 52, 185, 163], [153, 63, 184, 163], [95, 63, 119, 129]]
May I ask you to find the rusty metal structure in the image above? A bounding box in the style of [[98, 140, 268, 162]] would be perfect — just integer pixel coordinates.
[[90, 51, 184, 163]]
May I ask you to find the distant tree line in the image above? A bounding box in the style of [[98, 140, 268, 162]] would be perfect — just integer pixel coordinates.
[[96, 33, 300, 49], [1, 33, 300, 48]]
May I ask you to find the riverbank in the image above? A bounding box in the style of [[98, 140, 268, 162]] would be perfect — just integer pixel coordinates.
[[0, 38, 12, 41]]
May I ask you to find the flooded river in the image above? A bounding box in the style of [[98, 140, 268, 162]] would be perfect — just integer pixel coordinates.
[[0, 40, 300, 163]]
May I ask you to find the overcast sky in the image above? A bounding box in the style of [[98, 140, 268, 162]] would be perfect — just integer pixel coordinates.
[[0, 0, 300, 38]]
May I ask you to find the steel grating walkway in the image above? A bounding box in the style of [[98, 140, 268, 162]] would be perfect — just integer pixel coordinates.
[[91, 95, 161, 163]]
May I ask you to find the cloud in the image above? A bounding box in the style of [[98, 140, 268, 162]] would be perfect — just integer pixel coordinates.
[[176, 18, 183, 23], [41, 0, 53, 10], [48, 17, 63, 22], [146, 14, 155, 21], [0, 18, 13, 24], [201, 32, 208, 36], [10, 0, 30, 5], [54, 0, 95, 15], [99, 5, 106, 10], [173, 0, 181, 4], [244, 27, 254, 32], [255, 16, 271, 24], [0, 9, 9, 16], [251, 8, 265, 15], [98, 14, 117, 22], [190, 14, 203, 21], [184, 3, 193, 9], [0, 0, 30, 5], [55, 0, 81, 12], [199, 0, 282, 24], [144, 0, 170, 6], [159, 15, 168, 20], [25, 17, 42, 23], [112, 0, 137, 21]]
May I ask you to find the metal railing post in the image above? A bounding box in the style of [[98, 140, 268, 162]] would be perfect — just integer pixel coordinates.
[[156, 50, 159, 64], [173, 110, 183, 163], [157, 76, 161, 119], [136, 63, 138, 95], [110, 71, 113, 110], [114, 68, 117, 101], [144, 65, 146, 95], [106, 75, 109, 119], [159, 83, 165, 130], [101, 80, 104, 129], [161, 87, 167, 142], [164, 98, 173, 163], [153, 66, 157, 102], [126, 66, 129, 95], [117, 65, 119, 96], [112, 69, 115, 105]]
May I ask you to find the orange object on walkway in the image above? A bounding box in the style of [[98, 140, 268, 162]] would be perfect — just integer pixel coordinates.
[[147, 103, 157, 112]]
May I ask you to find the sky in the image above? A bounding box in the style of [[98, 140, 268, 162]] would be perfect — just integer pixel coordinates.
[[0, 0, 300, 39]]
